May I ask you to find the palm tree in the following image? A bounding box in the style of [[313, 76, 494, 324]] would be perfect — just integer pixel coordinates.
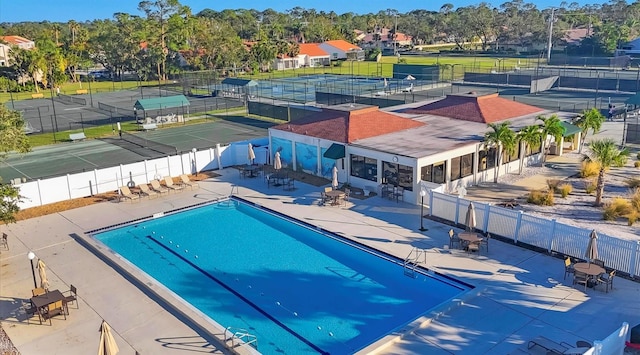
[[573, 108, 605, 153], [587, 139, 629, 206], [537, 114, 564, 163], [483, 121, 516, 183], [516, 125, 542, 174]]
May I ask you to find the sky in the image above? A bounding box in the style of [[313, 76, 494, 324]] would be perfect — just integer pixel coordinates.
[[0, 0, 600, 23]]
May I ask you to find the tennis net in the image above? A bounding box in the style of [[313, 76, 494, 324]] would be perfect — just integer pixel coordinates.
[[120, 131, 178, 156]]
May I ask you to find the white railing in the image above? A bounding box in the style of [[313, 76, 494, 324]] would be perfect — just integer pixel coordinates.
[[14, 139, 270, 209], [429, 191, 640, 278]]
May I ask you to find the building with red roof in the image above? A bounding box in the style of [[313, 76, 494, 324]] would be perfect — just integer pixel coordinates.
[[0, 35, 35, 67]]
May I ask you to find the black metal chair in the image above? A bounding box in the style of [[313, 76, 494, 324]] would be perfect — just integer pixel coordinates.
[[595, 270, 615, 293], [564, 257, 575, 280], [64, 284, 79, 309], [449, 229, 461, 250]]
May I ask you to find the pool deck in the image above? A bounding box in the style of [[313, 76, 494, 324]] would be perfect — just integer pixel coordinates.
[[1, 168, 639, 354]]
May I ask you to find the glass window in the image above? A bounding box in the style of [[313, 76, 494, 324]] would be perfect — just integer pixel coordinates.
[[525, 140, 542, 156], [479, 148, 496, 171], [450, 153, 474, 180], [505, 145, 520, 163], [350, 154, 377, 182], [383, 161, 413, 191], [421, 161, 446, 184]]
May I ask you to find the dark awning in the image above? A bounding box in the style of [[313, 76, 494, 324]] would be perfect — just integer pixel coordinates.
[[323, 143, 345, 159], [134, 95, 190, 111], [561, 121, 581, 137]]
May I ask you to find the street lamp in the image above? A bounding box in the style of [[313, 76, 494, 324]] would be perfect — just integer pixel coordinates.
[[192, 148, 198, 176], [419, 188, 428, 232], [27, 251, 37, 288]]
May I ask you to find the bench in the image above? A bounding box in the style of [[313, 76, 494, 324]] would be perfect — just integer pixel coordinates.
[[142, 123, 157, 131], [69, 132, 86, 142], [75, 89, 88, 95], [31, 93, 44, 99]]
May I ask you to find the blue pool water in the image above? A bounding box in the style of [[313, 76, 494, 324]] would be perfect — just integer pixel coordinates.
[[94, 198, 470, 354]]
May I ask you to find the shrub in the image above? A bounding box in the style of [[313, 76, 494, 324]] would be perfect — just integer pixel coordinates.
[[630, 188, 640, 212], [580, 161, 599, 178], [603, 197, 632, 220], [557, 183, 573, 198], [584, 179, 597, 194], [527, 189, 554, 206], [547, 179, 560, 191], [637, 152, 640, 160], [635, 161, 640, 168], [627, 210, 639, 226], [627, 178, 640, 189]]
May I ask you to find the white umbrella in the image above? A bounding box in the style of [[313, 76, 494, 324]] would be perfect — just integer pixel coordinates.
[[585, 230, 599, 263], [274, 151, 282, 170], [248, 143, 256, 165], [98, 320, 119, 355], [405, 75, 416, 80], [331, 166, 339, 189], [465, 203, 477, 232], [37, 259, 50, 290]]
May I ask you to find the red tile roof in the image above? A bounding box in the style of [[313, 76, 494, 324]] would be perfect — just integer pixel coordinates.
[[272, 106, 424, 143], [405, 92, 544, 123], [298, 43, 328, 57], [323, 40, 361, 52], [0, 35, 33, 45]]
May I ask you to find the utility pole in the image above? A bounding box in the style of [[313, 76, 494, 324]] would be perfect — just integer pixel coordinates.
[[546, 7, 555, 63]]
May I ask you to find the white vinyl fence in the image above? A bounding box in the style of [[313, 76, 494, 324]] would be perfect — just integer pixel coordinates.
[[429, 191, 640, 278], [15, 138, 270, 210]]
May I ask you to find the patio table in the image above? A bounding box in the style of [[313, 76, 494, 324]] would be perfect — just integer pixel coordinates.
[[325, 190, 345, 206]]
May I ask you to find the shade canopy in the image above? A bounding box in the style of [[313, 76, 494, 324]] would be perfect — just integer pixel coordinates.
[[134, 95, 190, 111], [221, 78, 258, 87], [405, 75, 416, 80], [561, 121, 581, 137], [323, 143, 345, 159], [37, 259, 49, 290], [98, 320, 119, 355]]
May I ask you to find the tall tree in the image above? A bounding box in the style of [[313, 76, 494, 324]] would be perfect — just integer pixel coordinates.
[[516, 125, 542, 174], [537, 114, 564, 163], [483, 121, 516, 183], [0, 104, 31, 223], [573, 108, 605, 153], [587, 138, 629, 206], [138, 0, 183, 81]]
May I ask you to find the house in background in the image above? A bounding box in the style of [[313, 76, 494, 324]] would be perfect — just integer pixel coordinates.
[[297, 43, 330, 67], [318, 40, 364, 61], [0, 35, 35, 67], [358, 28, 413, 50], [616, 37, 640, 56]]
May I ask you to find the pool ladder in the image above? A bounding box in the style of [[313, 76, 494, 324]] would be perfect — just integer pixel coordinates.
[[224, 326, 258, 350], [403, 247, 427, 278]]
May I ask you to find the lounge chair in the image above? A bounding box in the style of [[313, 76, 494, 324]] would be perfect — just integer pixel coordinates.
[[164, 176, 184, 192], [527, 336, 573, 354], [63, 284, 78, 309], [150, 180, 169, 194], [119, 186, 140, 202], [180, 174, 199, 189], [138, 183, 158, 199]]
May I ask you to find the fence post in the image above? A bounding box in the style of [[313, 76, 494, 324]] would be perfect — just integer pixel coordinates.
[[215, 143, 222, 170], [428, 190, 434, 217], [514, 211, 523, 243], [548, 218, 557, 253], [66, 174, 72, 199], [482, 204, 491, 233], [629, 241, 640, 278], [454, 196, 461, 225]]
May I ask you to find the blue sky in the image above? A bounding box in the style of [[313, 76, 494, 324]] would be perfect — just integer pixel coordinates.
[[0, 0, 600, 23]]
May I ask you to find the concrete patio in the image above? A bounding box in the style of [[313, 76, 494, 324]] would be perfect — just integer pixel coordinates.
[[0, 167, 638, 354]]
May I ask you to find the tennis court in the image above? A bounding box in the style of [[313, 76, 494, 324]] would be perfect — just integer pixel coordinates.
[[0, 117, 273, 182]]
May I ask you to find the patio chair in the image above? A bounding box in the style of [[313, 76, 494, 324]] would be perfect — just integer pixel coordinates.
[[593, 259, 605, 268], [321, 187, 332, 205], [393, 186, 404, 202], [573, 271, 589, 291], [164, 176, 184, 192], [41, 300, 66, 325], [119, 186, 140, 202], [0, 232, 8, 250], [138, 184, 158, 199], [564, 257, 575, 280], [64, 284, 78, 309], [595, 270, 615, 293], [180, 174, 199, 189], [32, 287, 46, 297], [343, 188, 350, 206], [480, 233, 490, 253], [449, 229, 461, 249], [22, 301, 38, 324], [283, 178, 295, 191], [467, 242, 480, 254], [150, 180, 169, 194]]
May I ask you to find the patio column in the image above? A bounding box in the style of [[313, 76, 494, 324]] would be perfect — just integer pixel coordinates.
[[473, 144, 480, 185]]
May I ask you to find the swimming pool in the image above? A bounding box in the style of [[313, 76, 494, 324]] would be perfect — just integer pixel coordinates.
[[93, 198, 470, 354]]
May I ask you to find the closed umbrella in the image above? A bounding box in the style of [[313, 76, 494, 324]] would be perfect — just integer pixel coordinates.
[[37, 259, 50, 290], [331, 166, 339, 189], [585, 229, 599, 263], [465, 203, 477, 232], [98, 320, 119, 355], [274, 151, 282, 170], [248, 143, 256, 165]]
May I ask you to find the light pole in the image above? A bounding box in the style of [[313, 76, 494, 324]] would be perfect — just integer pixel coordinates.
[[27, 251, 37, 288], [419, 188, 428, 232], [192, 148, 198, 176]]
